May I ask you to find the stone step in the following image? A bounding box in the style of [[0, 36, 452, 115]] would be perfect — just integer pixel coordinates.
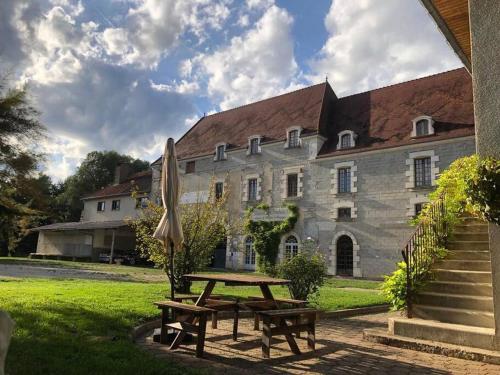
[[460, 217, 487, 225], [388, 317, 496, 351], [452, 232, 489, 241], [413, 304, 494, 328], [447, 241, 490, 251], [416, 292, 493, 311], [447, 250, 491, 261], [434, 259, 491, 271], [426, 281, 493, 296], [454, 224, 489, 233], [432, 269, 492, 283]]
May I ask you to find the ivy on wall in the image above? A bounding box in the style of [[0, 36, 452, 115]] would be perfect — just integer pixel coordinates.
[[244, 203, 298, 276]]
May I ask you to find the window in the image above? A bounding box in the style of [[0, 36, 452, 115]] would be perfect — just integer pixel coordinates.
[[415, 203, 424, 217], [288, 130, 300, 148], [216, 144, 226, 161], [340, 134, 352, 148], [338, 207, 351, 220], [287, 173, 298, 198], [215, 182, 224, 200], [338, 167, 351, 193], [414, 157, 432, 187], [136, 197, 148, 209], [111, 200, 120, 211], [249, 138, 260, 155], [248, 178, 258, 201], [416, 120, 429, 136], [245, 236, 256, 266], [97, 201, 105, 212], [186, 161, 195, 173], [285, 236, 299, 259]]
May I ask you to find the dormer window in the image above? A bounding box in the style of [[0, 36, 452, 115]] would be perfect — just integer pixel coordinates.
[[341, 134, 352, 148], [248, 136, 261, 155], [285, 126, 302, 149], [411, 116, 435, 137], [336, 130, 357, 150], [214, 143, 227, 161]]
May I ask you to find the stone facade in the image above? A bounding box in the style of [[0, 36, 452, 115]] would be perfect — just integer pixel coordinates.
[[176, 134, 476, 279]]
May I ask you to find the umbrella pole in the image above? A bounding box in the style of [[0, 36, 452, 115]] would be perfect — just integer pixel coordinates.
[[169, 240, 175, 301]]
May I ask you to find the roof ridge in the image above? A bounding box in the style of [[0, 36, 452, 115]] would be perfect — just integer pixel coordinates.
[[337, 67, 466, 99], [202, 82, 328, 120]]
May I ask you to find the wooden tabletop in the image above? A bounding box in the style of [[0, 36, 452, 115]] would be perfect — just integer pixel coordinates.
[[183, 273, 290, 285]]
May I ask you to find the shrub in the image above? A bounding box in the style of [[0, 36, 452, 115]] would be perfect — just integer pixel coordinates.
[[467, 157, 500, 225], [278, 252, 327, 301]]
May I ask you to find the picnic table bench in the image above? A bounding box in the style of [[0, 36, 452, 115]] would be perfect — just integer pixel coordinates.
[[154, 300, 215, 358], [258, 308, 318, 358]]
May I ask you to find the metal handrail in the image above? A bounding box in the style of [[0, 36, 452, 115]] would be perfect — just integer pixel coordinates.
[[401, 194, 447, 318]]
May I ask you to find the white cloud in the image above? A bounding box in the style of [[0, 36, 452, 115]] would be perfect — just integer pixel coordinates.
[[188, 5, 300, 110], [100, 0, 232, 69], [246, 0, 274, 10], [308, 0, 462, 95], [150, 79, 200, 94]]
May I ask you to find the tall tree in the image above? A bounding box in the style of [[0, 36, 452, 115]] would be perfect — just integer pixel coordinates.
[[0, 79, 46, 255], [56, 151, 149, 221]]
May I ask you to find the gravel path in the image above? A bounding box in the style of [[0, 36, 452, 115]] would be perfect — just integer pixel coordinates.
[[0, 264, 130, 280]]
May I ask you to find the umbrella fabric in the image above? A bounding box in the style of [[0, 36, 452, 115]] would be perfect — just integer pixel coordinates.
[[153, 138, 184, 251]]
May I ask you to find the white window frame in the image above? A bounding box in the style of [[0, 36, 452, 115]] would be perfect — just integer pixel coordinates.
[[242, 174, 262, 202], [332, 199, 357, 220], [278, 232, 301, 262], [247, 135, 262, 155], [407, 194, 430, 217], [111, 199, 120, 211], [405, 150, 439, 189], [284, 126, 302, 148], [280, 166, 304, 199], [330, 161, 357, 196], [284, 235, 299, 260], [214, 142, 227, 161], [336, 130, 357, 150], [97, 201, 105, 212], [411, 115, 435, 137]]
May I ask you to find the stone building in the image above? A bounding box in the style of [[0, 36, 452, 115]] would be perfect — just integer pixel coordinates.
[[170, 68, 475, 279], [34, 166, 152, 261]]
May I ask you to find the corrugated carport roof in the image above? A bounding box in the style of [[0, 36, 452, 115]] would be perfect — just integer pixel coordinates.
[[33, 220, 129, 231]]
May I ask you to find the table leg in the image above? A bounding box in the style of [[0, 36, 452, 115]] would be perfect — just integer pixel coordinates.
[[262, 315, 271, 358], [170, 280, 216, 350], [232, 304, 239, 341], [160, 307, 169, 344]]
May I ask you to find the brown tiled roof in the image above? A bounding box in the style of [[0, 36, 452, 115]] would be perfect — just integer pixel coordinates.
[[83, 170, 152, 200], [317, 68, 474, 157], [175, 83, 335, 160], [174, 68, 473, 161]]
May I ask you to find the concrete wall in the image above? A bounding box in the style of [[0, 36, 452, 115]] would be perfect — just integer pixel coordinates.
[[178, 135, 476, 278], [469, 0, 500, 347], [81, 196, 143, 222], [36, 231, 92, 257]]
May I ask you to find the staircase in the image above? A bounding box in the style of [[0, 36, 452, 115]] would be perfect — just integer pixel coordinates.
[[390, 216, 497, 350]]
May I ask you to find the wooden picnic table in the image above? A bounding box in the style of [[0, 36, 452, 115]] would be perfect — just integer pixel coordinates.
[[168, 273, 300, 353]]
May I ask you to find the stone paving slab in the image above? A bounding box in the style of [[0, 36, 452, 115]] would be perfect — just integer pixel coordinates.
[[137, 312, 500, 374]]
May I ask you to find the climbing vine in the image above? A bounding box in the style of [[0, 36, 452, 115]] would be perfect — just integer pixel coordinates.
[[244, 203, 298, 276]]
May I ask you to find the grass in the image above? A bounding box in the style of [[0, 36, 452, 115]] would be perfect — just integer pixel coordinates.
[[0, 278, 204, 375], [0, 258, 385, 374]]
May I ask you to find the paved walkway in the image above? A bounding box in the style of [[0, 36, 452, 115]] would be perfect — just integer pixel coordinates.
[[137, 312, 500, 374]]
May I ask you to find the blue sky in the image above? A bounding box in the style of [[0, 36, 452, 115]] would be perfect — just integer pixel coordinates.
[[0, 0, 462, 181]]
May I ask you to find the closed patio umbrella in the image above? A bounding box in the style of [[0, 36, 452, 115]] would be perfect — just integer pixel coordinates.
[[153, 138, 184, 301]]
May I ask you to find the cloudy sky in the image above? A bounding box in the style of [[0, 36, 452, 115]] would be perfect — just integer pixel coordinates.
[[0, 0, 462, 181]]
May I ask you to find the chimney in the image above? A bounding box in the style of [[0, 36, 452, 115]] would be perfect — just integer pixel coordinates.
[[114, 163, 131, 185]]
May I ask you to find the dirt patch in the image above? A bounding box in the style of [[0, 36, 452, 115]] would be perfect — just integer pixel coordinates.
[[0, 264, 131, 281]]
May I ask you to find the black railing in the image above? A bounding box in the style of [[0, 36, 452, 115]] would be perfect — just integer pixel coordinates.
[[402, 194, 447, 318]]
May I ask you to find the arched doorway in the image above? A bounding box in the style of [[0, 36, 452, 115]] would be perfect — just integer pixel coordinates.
[[336, 235, 353, 276]]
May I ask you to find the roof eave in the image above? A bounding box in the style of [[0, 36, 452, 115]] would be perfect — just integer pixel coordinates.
[[419, 0, 471, 73]]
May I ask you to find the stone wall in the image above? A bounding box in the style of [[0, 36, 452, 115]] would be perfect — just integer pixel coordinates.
[[178, 135, 475, 278]]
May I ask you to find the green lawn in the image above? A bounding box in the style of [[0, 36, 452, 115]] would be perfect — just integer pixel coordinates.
[[0, 258, 385, 374]]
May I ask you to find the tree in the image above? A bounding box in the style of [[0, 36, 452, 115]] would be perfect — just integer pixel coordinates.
[[0, 79, 46, 255], [130, 180, 240, 293], [56, 151, 150, 221]]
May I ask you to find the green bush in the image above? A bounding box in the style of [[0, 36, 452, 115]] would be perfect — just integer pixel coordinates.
[[468, 157, 500, 225], [278, 252, 327, 301], [381, 262, 408, 311]]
